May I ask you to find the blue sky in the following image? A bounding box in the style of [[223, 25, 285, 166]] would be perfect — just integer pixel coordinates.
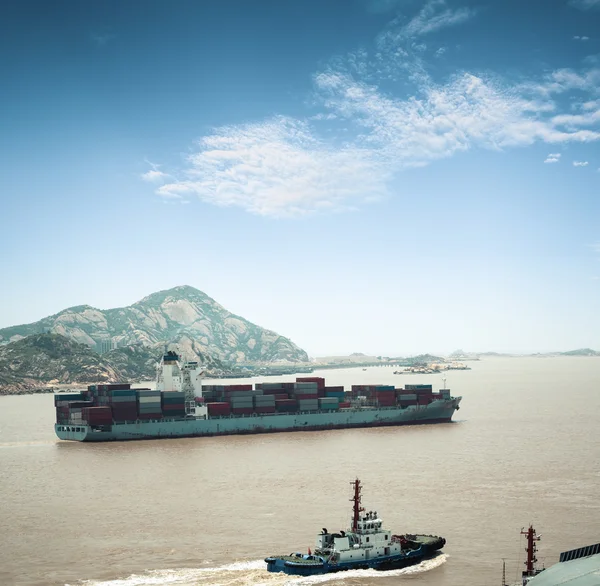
[[1, 0, 599, 356]]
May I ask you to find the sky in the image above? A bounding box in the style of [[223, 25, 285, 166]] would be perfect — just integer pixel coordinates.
[[1, 0, 599, 357]]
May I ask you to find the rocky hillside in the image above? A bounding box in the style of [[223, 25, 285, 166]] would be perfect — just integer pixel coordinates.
[[0, 285, 309, 365], [0, 333, 226, 394], [0, 334, 122, 393]]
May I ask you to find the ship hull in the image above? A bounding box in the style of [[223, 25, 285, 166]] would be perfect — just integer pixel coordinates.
[[266, 538, 445, 576], [55, 398, 461, 442]]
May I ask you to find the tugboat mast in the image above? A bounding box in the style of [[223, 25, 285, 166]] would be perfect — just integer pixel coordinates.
[[521, 525, 541, 584], [350, 478, 365, 532]]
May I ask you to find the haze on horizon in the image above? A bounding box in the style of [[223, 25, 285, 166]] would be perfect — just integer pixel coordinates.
[[1, 0, 599, 357]]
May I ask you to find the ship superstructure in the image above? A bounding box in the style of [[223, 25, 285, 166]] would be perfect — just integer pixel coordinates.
[[54, 352, 462, 442], [265, 479, 445, 575]]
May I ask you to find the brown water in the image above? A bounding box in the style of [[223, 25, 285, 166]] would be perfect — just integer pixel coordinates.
[[1, 357, 599, 586]]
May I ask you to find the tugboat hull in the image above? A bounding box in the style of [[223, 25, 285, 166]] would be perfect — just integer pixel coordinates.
[[266, 536, 445, 576]]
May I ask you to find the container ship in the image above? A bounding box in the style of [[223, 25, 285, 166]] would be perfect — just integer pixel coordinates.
[[54, 352, 462, 442], [265, 478, 445, 575]]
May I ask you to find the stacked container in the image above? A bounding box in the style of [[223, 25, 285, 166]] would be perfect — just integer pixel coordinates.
[[397, 391, 418, 407], [137, 390, 162, 420], [294, 381, 319, 400], [324, 386, 345, 400], [229, 391, 254, 415], [109, 389, 139, 422], [318, 397, 339, 410], [82, 406, 113, 426], [275, 398, 298, 412], [298, 398, 319, 411], [254, 394, 276, 414], [375, 386, 396, 407], [206, 402, 231, 416], [161, 391, 186, 418]]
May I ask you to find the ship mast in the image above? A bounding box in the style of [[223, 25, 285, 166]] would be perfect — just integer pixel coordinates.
[[350, 478, 364, 532], [521, 525, 541, 583]]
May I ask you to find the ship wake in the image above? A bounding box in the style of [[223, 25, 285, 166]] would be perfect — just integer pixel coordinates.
[[74, 554, 447, 586]]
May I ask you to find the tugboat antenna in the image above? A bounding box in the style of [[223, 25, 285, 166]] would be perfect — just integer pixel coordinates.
[[521, 525, 541, 584], [350, 478, 364, 532]]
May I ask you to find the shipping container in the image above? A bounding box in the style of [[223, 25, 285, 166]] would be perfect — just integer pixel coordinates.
[[206, 402, 231, 416], [231, 407, 254, 415], [255, 406, 276, 414], [296, 377, 325, 390]]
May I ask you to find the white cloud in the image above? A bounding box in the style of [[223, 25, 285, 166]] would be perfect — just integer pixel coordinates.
[[398, 0, 476, 38], [573, 35, 590, 41], [435, 47, 447, 57], [156, 117, 389, 217], [141, 170, 168, 182], [544, 153, 561, 163], [569, 0, 600, 10], [573, 160, 589, 166], [146, 6, 600, 217]]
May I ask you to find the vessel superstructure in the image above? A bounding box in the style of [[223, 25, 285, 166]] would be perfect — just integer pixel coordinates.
[[54, 352, 461, 442], [265, 478, 445, 575]]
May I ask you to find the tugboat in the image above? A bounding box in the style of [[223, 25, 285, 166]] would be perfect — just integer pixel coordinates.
[[264, 478, 446, 576]]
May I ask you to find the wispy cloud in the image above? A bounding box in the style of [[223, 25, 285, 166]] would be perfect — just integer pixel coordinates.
[[147, 4, 600, 217], [141, 170, 169, 182], [573, 35, 590, 41], [544, 153, 561, 163], [398, 0, 476, 38], [157, 117, 388, 217], [573, 160, 589, 166], [569, 0, 600, 10]]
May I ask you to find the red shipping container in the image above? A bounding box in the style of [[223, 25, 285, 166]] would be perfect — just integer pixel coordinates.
[[232, 407, 254, 415], [323, 386, 344, 393], [206, 403, 231, 416], [339, 402, 351, 408], [400, 400, 418, 406], [274, 393, 289, 400], [82, 406, 112, 420]]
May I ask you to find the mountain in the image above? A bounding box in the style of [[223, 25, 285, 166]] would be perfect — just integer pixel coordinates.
[[559, 348, 600, 357], [0, 334, 142, 393], [0, 333, 227, 395], [0, 285, 309, 365]]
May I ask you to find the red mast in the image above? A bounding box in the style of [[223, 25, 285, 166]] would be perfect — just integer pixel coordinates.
[[350, 478, 364, 532], [521, 525, 541, 580]]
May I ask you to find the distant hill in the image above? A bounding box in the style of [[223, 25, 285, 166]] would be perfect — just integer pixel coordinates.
[[559, 348, 600, 357], [0, 333, 226, 394], [0, 285, 309, 365]]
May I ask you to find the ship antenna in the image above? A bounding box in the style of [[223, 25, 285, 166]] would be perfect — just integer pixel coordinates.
[[350, 478, 364, 532], [442, 377, 447, 390], [502, 558, 507, 586], [521, 525, 541, 583]]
